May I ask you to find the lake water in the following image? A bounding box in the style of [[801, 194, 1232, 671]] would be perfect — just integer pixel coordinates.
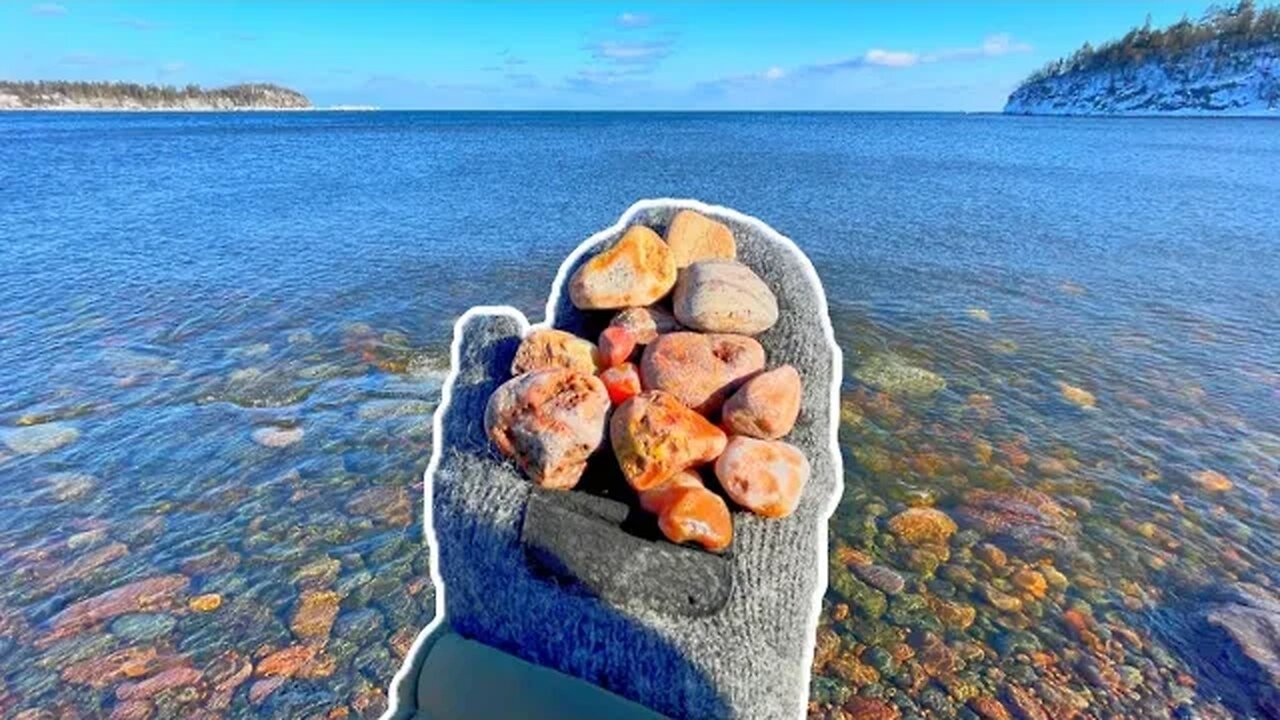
[[0, 112, 1277, 719]]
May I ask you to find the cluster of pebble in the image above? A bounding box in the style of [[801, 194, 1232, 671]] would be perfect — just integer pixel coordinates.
[[485, 210, 810, 552]]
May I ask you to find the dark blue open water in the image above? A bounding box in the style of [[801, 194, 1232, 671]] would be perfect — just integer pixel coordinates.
[[0, 112, 1277, 718]]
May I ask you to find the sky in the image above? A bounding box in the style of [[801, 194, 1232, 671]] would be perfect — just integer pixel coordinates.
[[0, 1, 1219, 110]]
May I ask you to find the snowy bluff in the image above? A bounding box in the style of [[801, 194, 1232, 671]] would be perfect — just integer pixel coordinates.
[[1005, 3, 1280, 117], [1005, 40, 1280, 116]]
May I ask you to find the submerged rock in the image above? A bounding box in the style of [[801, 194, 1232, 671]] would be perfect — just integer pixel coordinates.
[[346, 486, 413, 527], [334, 608, 386, 647], [59, 645, 173, 688], [983, 586, 1023, 614], [40, 472, 98, 502], [109, 613, 177, 643], [854, 353, 946, 397], [968, 696, 1012, 720], [843, 696, 901, 720], [215, 367, 313, 408], [829, 561, 888, 618], [204, 650, 252, 710], [294, 556, 342, 589], [180, 546, 241, 576], [928, 595, 977, 629], [1057, 381, 1097, 409], [116, 665, 202, 701], [1002, 684, 1049, 720], [887, 507, 957, 546], [290, 589, 340, 642], [1194, 469, 1233, 492], [188, 594, 222, 613], [853, 563, 906, 595], [248, 676, 287, 704], [955, 488, 1079, 553], [108, 699, 155, 719], [355, 399, 435, 421], [2, 423, 79, 455], [252, 425, 304, 448], [41, 574, 190, 645], [255, 644, 319, 678], [1011, 568, 1048, 599]]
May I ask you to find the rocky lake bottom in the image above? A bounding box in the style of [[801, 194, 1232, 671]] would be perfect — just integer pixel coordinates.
[[1, 111, 1276, 718], [1, 298, 1275, 719]]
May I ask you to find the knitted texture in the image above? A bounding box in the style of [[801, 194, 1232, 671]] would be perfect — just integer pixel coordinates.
[[422, 200, 842, 719]]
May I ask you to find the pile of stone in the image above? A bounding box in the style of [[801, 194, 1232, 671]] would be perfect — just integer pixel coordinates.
[[485, 210, 810, 553]]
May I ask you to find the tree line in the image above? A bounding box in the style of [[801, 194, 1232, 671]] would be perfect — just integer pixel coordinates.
[[1026, 0, 1280, 82]]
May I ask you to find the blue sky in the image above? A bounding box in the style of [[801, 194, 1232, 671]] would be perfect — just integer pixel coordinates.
[[0, 1, 1216, 110]]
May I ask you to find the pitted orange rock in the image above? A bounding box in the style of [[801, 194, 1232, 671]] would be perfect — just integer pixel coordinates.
[[722, 365, 802, 439], [640, 332, 765, 415], [568, 225, 677, 310], [597, 326, 636, 368], [609, 305, 683, 344], [510, 328, 599, 376], [610, 390, 727, 492], [485, 368, 610, 489], [598, 362, 642, 406], [715, 436, 809, 518], [664, 209, 736, 268]]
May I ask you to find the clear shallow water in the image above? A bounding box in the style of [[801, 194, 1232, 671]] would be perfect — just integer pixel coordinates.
[[0, 112, 1277, 719]]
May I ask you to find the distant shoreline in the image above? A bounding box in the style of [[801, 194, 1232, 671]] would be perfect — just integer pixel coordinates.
[[0, 105, 382, 113], [0, 106, 320, 112], [0, 80, 314, 112]]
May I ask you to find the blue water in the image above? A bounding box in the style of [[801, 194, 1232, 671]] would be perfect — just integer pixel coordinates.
[[0, 112, 1278, 718]]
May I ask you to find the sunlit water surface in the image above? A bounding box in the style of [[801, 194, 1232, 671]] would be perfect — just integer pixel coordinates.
[[0, 112, 1277, 719]]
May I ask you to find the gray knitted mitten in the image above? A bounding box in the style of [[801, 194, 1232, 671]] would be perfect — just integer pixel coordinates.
[[407, 200, 843, 720]]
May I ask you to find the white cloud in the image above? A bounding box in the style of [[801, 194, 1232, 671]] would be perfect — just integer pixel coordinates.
[[30, 3, 67, 17], [982, 33, 1032, 57], [616, 12, 652, 29], [922, 33, 1034, 63], [158, 61, 188, 76], [864, 49, 919, 68], [564, 67, 649, 94], [770, 33, 1032, 78], [584, 39, 672, 65], [115, 18, 164, 31], [696, 32, 1033, 104]]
